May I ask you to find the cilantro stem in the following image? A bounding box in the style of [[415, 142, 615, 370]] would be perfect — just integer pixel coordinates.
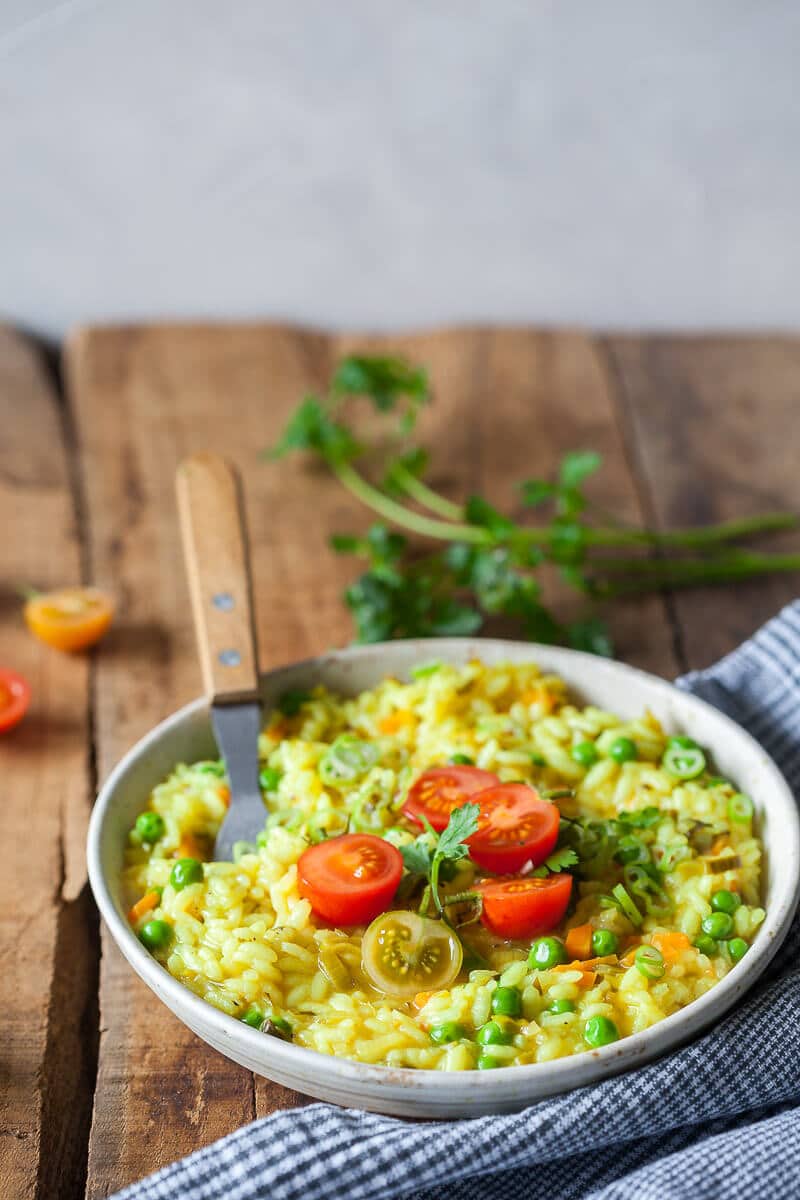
[[581, 512, 799, 550], [334, 462, 797, 556], [441, 890, 481, 906], [333, 461, 489, 544], [596, 552, 800, 597], [594, 552, 800, 576], [429, 854, 445, 917], [389, 463, 464, 521]]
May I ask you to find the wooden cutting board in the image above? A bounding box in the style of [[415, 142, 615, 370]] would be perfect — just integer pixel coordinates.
[[2, 324, 798, 1199]]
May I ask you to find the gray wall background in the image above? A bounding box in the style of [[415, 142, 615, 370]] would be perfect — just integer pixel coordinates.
[[2, 1, 799, 341]]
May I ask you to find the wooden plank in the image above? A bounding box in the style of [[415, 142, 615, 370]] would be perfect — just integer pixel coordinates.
[[0, 329, 96, 1200], [604, 336, 800, 669], [68, 323, 681, 1194], [66, 327, 330, 1196]]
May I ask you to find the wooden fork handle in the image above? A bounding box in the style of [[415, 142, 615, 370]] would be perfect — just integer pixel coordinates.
[[176, 453, 260, 705]]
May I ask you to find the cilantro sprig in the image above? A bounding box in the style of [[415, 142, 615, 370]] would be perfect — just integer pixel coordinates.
[[267, 354, 800, 652], [400, 803, 481, 923]]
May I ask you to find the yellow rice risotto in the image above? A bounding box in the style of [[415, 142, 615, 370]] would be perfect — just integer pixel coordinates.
[[123, 660, 765, 1070]]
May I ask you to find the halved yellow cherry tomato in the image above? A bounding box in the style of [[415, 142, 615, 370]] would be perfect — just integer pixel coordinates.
[[361, 910, 463, 997], [24, 587, 114, 652]]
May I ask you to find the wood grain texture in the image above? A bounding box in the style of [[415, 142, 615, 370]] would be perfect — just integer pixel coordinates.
[[176, 453, 260, 704], [0, 329, 96, 1200], [604, 335, 800, 669]]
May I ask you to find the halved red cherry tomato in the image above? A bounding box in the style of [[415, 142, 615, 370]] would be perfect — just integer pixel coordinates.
[[297, 833, 403, 926], [0, 669, 31, 733], [402, 765, 500, 832], [467, 783, 560, 873], [479, 874, 573, 940]]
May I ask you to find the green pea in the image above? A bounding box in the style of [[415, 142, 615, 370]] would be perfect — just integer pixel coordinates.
[[711, 889, 741, 916], [429, 1021, 467, 1045], [491, 987, 522, 1018], [449, 753, 475, 766], [701, 911, 734, 940], [277, 690, 310, 717], [477, 1053, 502, 1070], [571, 741, 598, 767], [584, 1016, 619, 1047], [694, 934, 718, 957], [668, 735, 699, 750], [476, 1020, 513, 1047], [548, 999, 576, 1015], [138, 919, 172, 951], [528, 937, 568, 970], [170, 857, 204, 891], [591, 929, 619, 957], [609, 737, 637, 764], [259, 766, 282, 792], [728, 937, 748, 964], [135, 811, 165, 843], [530, 752, 548, 767], [242, 1005, 264, 1028]]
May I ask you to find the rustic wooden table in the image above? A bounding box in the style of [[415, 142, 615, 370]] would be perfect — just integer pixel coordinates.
[[2, 324, 798, 1199]]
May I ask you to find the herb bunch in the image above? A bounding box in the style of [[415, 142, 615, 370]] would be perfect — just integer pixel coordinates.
[[267, 354, 800, 655]]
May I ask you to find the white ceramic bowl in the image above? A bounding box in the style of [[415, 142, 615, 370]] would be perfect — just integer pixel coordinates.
[[87, 639, 800, 1118]]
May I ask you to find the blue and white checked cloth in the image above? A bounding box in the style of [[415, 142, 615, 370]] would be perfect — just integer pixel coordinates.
[[117, 602, 800, 1200]]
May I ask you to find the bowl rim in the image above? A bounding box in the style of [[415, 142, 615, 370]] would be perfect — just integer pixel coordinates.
[[87, 637, 800, 1101]]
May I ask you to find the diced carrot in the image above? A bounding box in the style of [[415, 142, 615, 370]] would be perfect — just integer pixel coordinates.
[[521, 686, 555, 713], [565, 922, 594, 961], [413, 991, 434, 1009], [651, 931, 691, 962], [549, 966, 597, 988], [127, 890, 159, 925], [710, 835, 731, 856], [265, 719, 289, 741], [552, 954, 616, 974], [379, 711, 414, 735], [176, 832, 209, 860], [218, 785, 231, 808]]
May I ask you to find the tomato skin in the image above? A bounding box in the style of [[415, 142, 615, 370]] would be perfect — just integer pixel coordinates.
[[297, 833, 403, 926], [479, 874, 573, 940], [402, 765, 500, 832], [24, 587, 114, 652], [467, 783, 560, 874], [0, 669, 31, 733]]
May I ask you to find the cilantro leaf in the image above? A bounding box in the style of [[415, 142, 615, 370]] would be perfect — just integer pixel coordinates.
[[568, 617, 613, 658], [519, 479, 558, 508], [330, 533, 363, 554], [436, 802, 480, 859], [267, 397, 360, 464], [400, 840, 434, 877], [559, 451, 602, 490], [529, 847, 579, 877], [464, 495, 515, 537], [547, 519, 587, 565], [332, 355, 429, 422]]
